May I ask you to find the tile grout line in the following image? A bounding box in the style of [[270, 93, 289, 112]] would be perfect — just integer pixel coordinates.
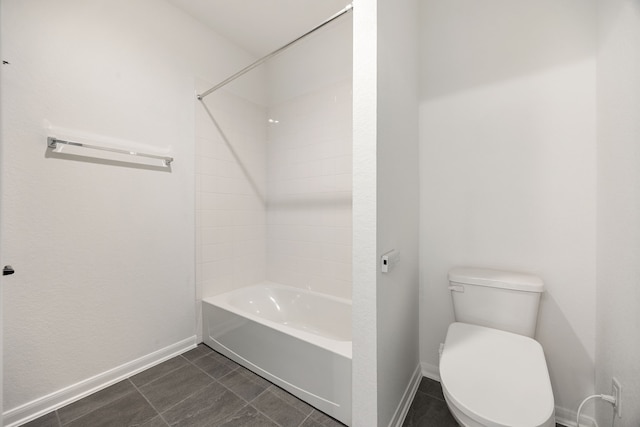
[[417, 389, 445, 403], [223, 400, 285, 427], [136, 348, 230, 421], [132, 356, 192, 390], [178, 381, 285, 427], [181, 347, 283, 419], [182, 347, 239, 380], [225, 385, 305, 427], [250, 401, 287, 427], [54, 410, 63, 427], [128, 379, 169, 426], [94, 350, 212, 425], [262, 387, 313, 427], [55, 381, 139, 426], [299, 411, 313, 427], [207, 362, 240, 383], [181, 351, 248, 395], [141, 375, 217, 419], [186, 350, 286, 421]]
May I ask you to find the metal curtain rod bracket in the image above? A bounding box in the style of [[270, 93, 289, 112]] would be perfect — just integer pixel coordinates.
[[197, 3, 353, 100], [47, 137, 174, 166]]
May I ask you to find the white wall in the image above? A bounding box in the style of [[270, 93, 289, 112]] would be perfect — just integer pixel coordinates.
[[0, 0, 256, 422], [418, 0, 598, 422], [352, 0, 421, 425], [375, 0, 420, 425], [595, 0, 640, 425], [352, 0, 379, 424]]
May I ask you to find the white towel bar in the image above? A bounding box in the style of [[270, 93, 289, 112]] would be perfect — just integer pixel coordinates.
[[47, 137, 173, 167]]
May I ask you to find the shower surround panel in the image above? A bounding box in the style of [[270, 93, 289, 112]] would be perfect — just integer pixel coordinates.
[[196, 80, 352, 302], [266, 80, 353, 299], [196, 90, 268, 299]]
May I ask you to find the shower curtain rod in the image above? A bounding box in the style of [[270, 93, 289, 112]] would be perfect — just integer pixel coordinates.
[[197, 3, 353, 100]]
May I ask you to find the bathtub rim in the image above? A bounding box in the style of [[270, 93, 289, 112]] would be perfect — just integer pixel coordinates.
[[202, 282, 352, 359]]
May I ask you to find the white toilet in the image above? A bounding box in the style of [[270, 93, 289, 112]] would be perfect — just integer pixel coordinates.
[[439, 267, 555, 427]]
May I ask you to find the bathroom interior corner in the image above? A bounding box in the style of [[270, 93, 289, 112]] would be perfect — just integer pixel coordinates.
[[1, 1, 639, 427]]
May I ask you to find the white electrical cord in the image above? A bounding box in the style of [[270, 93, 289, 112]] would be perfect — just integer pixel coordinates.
[[576, 394, 617, 427]]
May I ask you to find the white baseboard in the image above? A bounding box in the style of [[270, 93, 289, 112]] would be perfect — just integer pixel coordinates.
[[388, 364, 422, 427], [420, 361, 440, 382], [3, 336, 197, 427], [554, 405, 598, 427]]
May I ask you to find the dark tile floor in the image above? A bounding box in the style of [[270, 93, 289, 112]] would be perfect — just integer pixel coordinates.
[[402, 378, 458, 427], [22, 344, 564, 427], [23, 344, 344, 427]]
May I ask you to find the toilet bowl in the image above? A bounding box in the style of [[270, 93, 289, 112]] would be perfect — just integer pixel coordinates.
[[440, 322, 555, 427], [440, 267, 555, 427]]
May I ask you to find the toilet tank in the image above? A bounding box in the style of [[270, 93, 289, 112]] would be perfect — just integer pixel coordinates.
[[448, 267, 544, 338]]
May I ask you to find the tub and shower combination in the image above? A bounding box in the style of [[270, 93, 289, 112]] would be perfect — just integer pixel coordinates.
[[202, 282, 352, 425], [198, 5, 354, 426]]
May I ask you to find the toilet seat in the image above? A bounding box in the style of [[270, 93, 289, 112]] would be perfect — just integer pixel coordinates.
[[440, 322, 555, 427]]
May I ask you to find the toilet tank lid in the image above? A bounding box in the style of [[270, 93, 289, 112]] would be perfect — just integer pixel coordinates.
[[448, 267, 544, 292]]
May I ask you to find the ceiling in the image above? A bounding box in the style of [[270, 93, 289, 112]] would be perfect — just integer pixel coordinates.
[[167, 0, 352, 57]]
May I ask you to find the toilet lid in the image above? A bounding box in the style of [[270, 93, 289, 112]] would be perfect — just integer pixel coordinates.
[[440, 323, 555, 427]]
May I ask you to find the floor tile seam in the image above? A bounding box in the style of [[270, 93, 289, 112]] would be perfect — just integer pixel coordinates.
[[225, 381, 272, 407], [204, 348, 248, 370], [188, 354, 240, 382], [207, 352, 276, 394], [249, 403, 288, 427], [216, 361, 312, 419], [235, 365, 275, 387], [129, 378, 170, 426], [59, 384, 149, 426], [219, 402, 278, 427], [132, 360, 191, 389], [421, 389, 446, 403], [216, 379, 261, 406], [231, 372, 274, 393], [205, 349, 273, 384], [266, 385, 314, 416], [158, 384, 248, 427], [298, 411, 313, 427], [181, 350, 214, 365], [215, 355, 244, 373], [149, 377, 220, 417], [260, 387, 310, 420], [57, 380, 139, 426], [179, 353, 207, 366], [308, 411, 342, 427], [240, 387, 292, 426], [55, 410, 63, 426], [209, 363, 240, 381]]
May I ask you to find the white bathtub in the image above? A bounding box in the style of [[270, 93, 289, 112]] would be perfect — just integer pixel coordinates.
[[202, 282, 352, 425]]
